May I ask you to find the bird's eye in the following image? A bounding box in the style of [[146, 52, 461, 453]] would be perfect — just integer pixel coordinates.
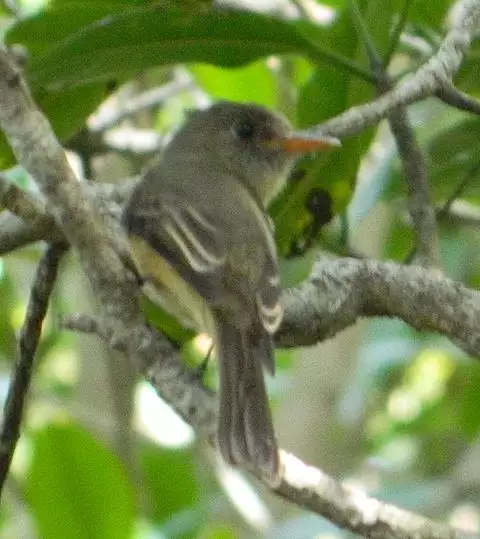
[[233, 121, 255, 141]]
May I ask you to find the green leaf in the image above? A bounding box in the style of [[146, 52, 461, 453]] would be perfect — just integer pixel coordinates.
[[140, 296, 195, 345], [0, 264, 17, 362], [26, 423, 135, 539], [456, 42, 480, 95], [315, 0, 453, 29], [21, 7, 321, 88], [50, 0, 149, 6], [279, 248, 318, 287], [140, 441, 201, 527], [0, 131, 16, 169], [6, 2, 137, 57], [428, 117, 480, 200], [408, 0, 453, 28], [191, 60, 277, 108], [312, 0, 345, 6], [273, 0, 396, 255], [35, 83, 108, 141], [3, 5, 122, 166], [387, 114, 480, 203]]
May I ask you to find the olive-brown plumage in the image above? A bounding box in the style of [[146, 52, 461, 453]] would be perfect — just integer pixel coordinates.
[[122, 102, 338, 480]]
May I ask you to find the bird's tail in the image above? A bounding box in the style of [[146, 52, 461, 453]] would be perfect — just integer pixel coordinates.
[[214, 316, 279, 480]]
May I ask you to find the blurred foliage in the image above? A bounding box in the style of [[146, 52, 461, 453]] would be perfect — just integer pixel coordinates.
[[1, 0, 480, 537]]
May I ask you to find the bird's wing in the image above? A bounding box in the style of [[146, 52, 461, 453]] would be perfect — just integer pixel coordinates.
[[219, 182, 284, 347], [124, 177, 283, 345], [124, 192, 226, 304], [255, 268, 283, 335]]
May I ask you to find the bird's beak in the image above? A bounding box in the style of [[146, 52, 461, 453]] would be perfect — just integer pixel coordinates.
[[268, 131, 341, 153]]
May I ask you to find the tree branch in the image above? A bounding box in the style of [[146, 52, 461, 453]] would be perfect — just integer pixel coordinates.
[[64, 254, 480, 363], [347, 0, 440, 268], [0, 243, 65, 497], [0, 175, 138, 255], [88, 75, 195, 132], [435, 81, 480, 115], [386, 94, 440, 267], [313, 0, 480, 139], [0, 173, 47, 222], [61, 307, 469, 539], [276, 451, 462, 539], [0, 42, 218, 456], [278, 257, 480, 357]]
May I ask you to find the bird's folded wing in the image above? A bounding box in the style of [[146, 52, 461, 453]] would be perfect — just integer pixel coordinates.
[[256, 271, 283, 335], [125, 194, 283, 342], [125, 197, 226, 303]]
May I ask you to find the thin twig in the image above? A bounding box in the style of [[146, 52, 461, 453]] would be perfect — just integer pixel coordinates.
[[0, 243, 65, 497], [306, 42, 378, 84], [383, 0, 414, 66], [0, 173, 47, 224], [389, 101, 440, 267], [348, 0, 383, 71], [437, 162, 480, 220], [436, 81, 480, 115], [88, 77, 195, 132], [316, 0, 480, 138], [0, 213, 52, 255], [61, 313, 103, 335], [349, 1, 439, 267]]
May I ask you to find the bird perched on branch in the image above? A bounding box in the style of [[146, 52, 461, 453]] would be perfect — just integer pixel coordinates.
[[122, 101, 339, 481]]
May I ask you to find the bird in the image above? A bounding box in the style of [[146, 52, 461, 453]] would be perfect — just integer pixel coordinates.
[[122, 101, 339, 480]]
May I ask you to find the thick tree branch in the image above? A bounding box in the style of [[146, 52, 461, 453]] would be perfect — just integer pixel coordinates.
[[64, 254, 480, 362], [61, 312, 467, 539], [0, 243, 65, 497], [0, 176, 138, 254], [278, 257, 480, 357], [276, 451, 461, 539], [0, 48, 215, 441]]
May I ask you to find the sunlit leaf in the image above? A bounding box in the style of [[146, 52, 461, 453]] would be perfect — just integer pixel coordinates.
[[191, 61, 276, 108]]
